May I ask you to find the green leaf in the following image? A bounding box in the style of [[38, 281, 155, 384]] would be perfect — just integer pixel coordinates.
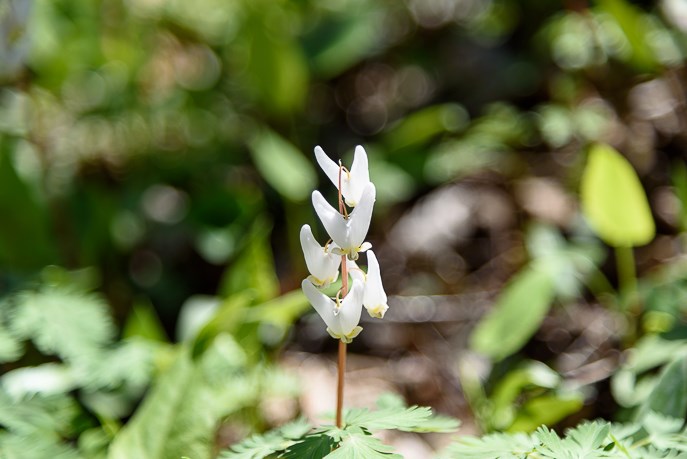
[[305, 5, 384, 78], [0, 322, 22, 363], [384, 104, 468, 151], [219, 419, 312, 459], [580, 143, 655, 247], [597, 0, 659, 72], [220, 217, 280, 303], [0, 139, 57, 271], [470, 266, 555, 361], [323, 429, 401, 459], [249, 128, 317, 202], [639, 353, 687, 420], [535, 422, 611, 458], [237, 3, 308, 115], [122, 299, 168, 342], [10, 287, 115, 362], [0, 432, 83, 459], [345, 406, 459, 433], [439, 431, 537, 459], [108, 337, 255, 459], [508, 395, 584, 433], [281, 434, 335, 459]]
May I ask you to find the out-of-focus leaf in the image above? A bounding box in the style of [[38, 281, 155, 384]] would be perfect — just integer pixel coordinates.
[[368, 157, 415, 205], [671, 161, 687, 232], [248, 128, 316, 202], [470, 266, 555, 361], [580, 143, 655, 247], [598, 0, 659, 72], [245, 289, 309, 329], [123, 299, 168, 342], [305, 4, 383, 78], [191, 292, 253, 359], [220, 217, 279, 303], [384, 104, 468, 151], [0, 139, 57, 271], [0, 322, 22, 363], [639, 353, 687, 420], [10, 287, 115, 362], [508, 394, 584, 433], [239, 4, 308, 115], [108, 337, 254, 459]]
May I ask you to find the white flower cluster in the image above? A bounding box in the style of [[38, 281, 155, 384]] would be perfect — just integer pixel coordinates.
[[301, 146, 389, 343]]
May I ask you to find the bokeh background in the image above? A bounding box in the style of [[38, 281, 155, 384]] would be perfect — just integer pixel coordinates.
[[2, 0, 687, 457]]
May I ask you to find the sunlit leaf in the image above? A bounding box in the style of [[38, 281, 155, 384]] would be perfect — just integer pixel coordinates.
[[122, 298, 168, 342], [470, 266, 555, 361], [598, 0, 659, 72], [108, 337, 255, 459], [220, 217, 280, 303], [508, 394, 584, 433], [580, 143, 655, 247], [249, 128, 316, 202], [324, 428, 401, 459], [10, 287, 115, 362]]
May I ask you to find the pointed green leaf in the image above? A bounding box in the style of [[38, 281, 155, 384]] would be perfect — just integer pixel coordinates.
[[249, 128, 316, 202], [470, 266, 555, 361], [580, 143, 655, 247], [122, 298, 168, 342]]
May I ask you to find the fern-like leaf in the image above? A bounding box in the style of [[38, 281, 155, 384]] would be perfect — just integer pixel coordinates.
[[10, 288, 115, 362], [323, 428, 401, 459], [344, 405, 459, 433], [440, 431, 538, 459], [280, 433, 335, 459], [220, 419, 312, 459]]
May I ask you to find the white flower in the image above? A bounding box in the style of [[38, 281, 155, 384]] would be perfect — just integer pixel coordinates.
[[300, 224, 341, 288], [302, 279, 364, 343], [315, 145, 370, 207], [362, 251, 388, 318], [311, 182, 376, 259]]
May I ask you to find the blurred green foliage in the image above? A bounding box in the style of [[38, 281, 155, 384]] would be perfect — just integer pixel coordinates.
[[2, 0, 687, 456]]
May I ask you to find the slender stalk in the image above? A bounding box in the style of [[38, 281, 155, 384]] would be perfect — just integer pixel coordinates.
[[615, 245, 637, 311], [336, 162, 348, 428]]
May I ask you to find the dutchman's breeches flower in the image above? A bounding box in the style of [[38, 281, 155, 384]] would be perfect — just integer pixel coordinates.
[[311, 182, 376, 260], [300, 224, 340, 287], [302, 279, 364, 343], [315, 145, 370, 208], [346, 253, 388, 319], [362, 251, 388, 319]]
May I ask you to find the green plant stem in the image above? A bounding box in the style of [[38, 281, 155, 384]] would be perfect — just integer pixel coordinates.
[[615, 245, 637, 311]]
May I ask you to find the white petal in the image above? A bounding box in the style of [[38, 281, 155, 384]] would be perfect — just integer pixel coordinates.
[[300, 224, 340, 286], [314, 146, 343, 191], [363, 250, 388, 318], [302, 279, 340, 334], [346, 146, 371, 207], [312, 191, 348, 248], [346, 258, 365, 284], [338, 280, 364, 335], [348, 183, 376, 249]]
